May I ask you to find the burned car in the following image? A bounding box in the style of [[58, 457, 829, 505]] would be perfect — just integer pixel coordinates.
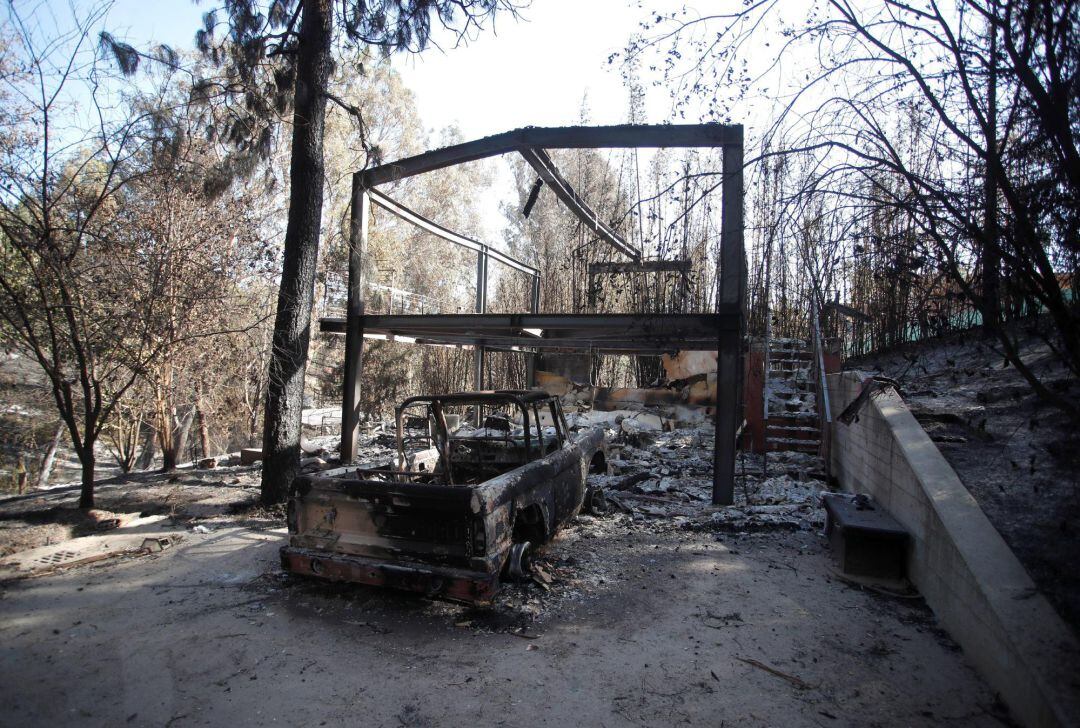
[[280, 390, 608, 603]]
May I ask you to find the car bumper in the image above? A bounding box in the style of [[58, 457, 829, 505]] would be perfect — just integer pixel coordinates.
[[280, 545, 500, 604]]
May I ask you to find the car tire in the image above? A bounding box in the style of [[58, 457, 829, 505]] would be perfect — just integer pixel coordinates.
[[507, 541, 532, 581], [584, 486, 608, 516]]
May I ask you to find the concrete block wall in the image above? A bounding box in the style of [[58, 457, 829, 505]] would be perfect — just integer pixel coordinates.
[[829, 372, 1080, 728]]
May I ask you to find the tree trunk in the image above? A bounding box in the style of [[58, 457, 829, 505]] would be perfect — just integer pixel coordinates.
[[162, 406, 196, 471], [260, 0, 333, 506], [78, 445, 95, 510], [135, 423, 156, 470], [196, 390, 211, 458], [173, 407, 195, 467], [982, 20, 1000, 334], [37, 421, 64, 488]]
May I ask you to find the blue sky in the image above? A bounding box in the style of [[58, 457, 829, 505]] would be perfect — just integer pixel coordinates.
[[15, 0, 718, 242], [89, 0, 670, 137], [73, 0, 685, 241]]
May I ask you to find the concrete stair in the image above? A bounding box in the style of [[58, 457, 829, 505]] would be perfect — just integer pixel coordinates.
[[764, 340, 821, 454]]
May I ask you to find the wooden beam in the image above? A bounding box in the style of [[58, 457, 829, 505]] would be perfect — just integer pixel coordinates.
[[359, 123, 743, 188], [341, 181, 369, 463], [368, 189, 537, 276], [520, 147, 639, 261]]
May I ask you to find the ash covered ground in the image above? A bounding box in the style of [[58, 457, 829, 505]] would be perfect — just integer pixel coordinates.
[[852, 325, 1080, 631], [0, 420, 1010, 727]]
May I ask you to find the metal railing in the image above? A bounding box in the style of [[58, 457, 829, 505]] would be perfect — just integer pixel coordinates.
[[809, 298, 833, 469]]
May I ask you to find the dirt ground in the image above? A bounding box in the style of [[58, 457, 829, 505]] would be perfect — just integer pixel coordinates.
[[0, 463, 1013, 728], [0, 465, 265, 558], [853, 325, 1080, 631]]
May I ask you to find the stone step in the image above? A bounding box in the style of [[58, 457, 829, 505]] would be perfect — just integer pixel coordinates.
[[767, 412, 818, 424], [765, 437, 820, 452], [766, 424, 819, 436], [769, 364, 811, 373], [768, 384, 814, 392], [765, 411, 817, 421]]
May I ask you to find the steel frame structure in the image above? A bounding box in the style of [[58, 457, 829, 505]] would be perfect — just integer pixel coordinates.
[[328, 123, 745, 505]]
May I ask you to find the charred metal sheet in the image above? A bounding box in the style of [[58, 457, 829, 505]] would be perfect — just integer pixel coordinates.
[[281, 546, 499, 604]]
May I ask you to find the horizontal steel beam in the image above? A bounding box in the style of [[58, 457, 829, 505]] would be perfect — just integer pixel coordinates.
[[320, 312, 739, 353], [369, 189, 537, 276], [358, 124, 744, 187], [322, 311, 737, 332], [588, 259, 693, 274]]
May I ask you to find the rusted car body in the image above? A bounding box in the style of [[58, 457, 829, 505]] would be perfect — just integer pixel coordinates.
[[280, 390, 606, 603]]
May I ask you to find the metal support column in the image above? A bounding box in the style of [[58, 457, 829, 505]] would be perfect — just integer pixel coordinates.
[[713, 130, 745, 506], [525, 273, 541, 388], [474, 248, 488, 392], [341, 177, 370, 462]]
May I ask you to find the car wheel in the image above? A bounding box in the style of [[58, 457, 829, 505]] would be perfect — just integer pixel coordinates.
[[507, 541, 532, 581], [585, 486, 608, 516]]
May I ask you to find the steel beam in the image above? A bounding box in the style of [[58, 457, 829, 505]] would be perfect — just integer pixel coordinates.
[[320, 312, 738, 354], [520, 147, 639, 261], [359, 124, 743, 187], [588, 259, 693, 275], [474, 249, 487, 398], [368, 189, 537, 276], [713, 132, 745, 506], [341, 181, 369, 463], [321, 312, 738, 335], [525, 274, 541, 387]]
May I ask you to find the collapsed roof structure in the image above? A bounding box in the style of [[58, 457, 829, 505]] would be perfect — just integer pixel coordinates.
[[321, 124, 745, 504]]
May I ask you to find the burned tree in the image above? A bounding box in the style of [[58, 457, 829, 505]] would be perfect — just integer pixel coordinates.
[[182, 0, 518, 505], [0, 4, 179, 507], [627, 0, 1080, 417]]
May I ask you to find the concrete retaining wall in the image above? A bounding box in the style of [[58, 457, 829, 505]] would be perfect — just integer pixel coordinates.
[[829, 371, 1080, 728]]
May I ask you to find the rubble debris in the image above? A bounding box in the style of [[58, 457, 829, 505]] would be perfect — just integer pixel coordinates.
[[620, 412, 663, 433], [661, 350, 717, 380], [0, 531, 182, 577], [140, 536, 173, 553]]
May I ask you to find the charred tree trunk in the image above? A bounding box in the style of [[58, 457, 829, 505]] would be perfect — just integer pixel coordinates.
[[196, 389, 211, 459], [135, 423, 157, 470], [37, 422, 64, 488], [260, 0, 333, 506], [162, 406, 196, 471], [78, 445, 95, 510], [982, 23, 1000, 334]]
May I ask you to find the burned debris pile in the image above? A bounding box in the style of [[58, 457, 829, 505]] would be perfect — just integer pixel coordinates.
[[481, 424, 829, 617], [587, 421, 827, 532]]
